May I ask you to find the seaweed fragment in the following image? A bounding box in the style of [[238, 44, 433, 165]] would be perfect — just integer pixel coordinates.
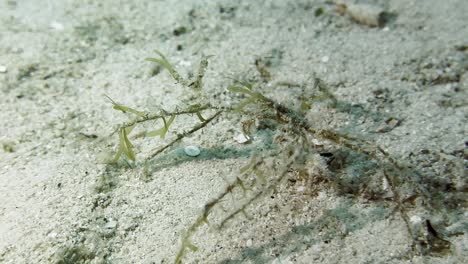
[[146, 50, 186, 85]]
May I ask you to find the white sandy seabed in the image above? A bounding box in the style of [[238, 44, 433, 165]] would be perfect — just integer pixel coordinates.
[[0, 0, 466, 263]]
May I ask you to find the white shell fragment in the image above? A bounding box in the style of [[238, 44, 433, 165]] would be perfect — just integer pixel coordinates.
[[104, 220, 117, 229], [233, 133, 250, 144], [49, 21, 64, 31], [321, 56, 329, 63], [410, 215, 422, 225], [184, 145, 200, 157], [0, 65, 7, 73], [246, 239, 253, 247]]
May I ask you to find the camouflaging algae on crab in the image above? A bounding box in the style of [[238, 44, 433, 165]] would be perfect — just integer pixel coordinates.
[[102, 51, 443, 263]]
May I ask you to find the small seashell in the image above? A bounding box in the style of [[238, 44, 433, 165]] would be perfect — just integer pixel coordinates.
[[0, 65, 7, 73], [184, 145, 200, 157], [233, 133, 250, 144], [104, 219, 117, 229], [311, 138, 324, 147]]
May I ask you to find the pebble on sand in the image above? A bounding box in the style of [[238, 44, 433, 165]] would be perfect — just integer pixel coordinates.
[[336, 2, 386, 27], [184, 145, 201, 157]]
